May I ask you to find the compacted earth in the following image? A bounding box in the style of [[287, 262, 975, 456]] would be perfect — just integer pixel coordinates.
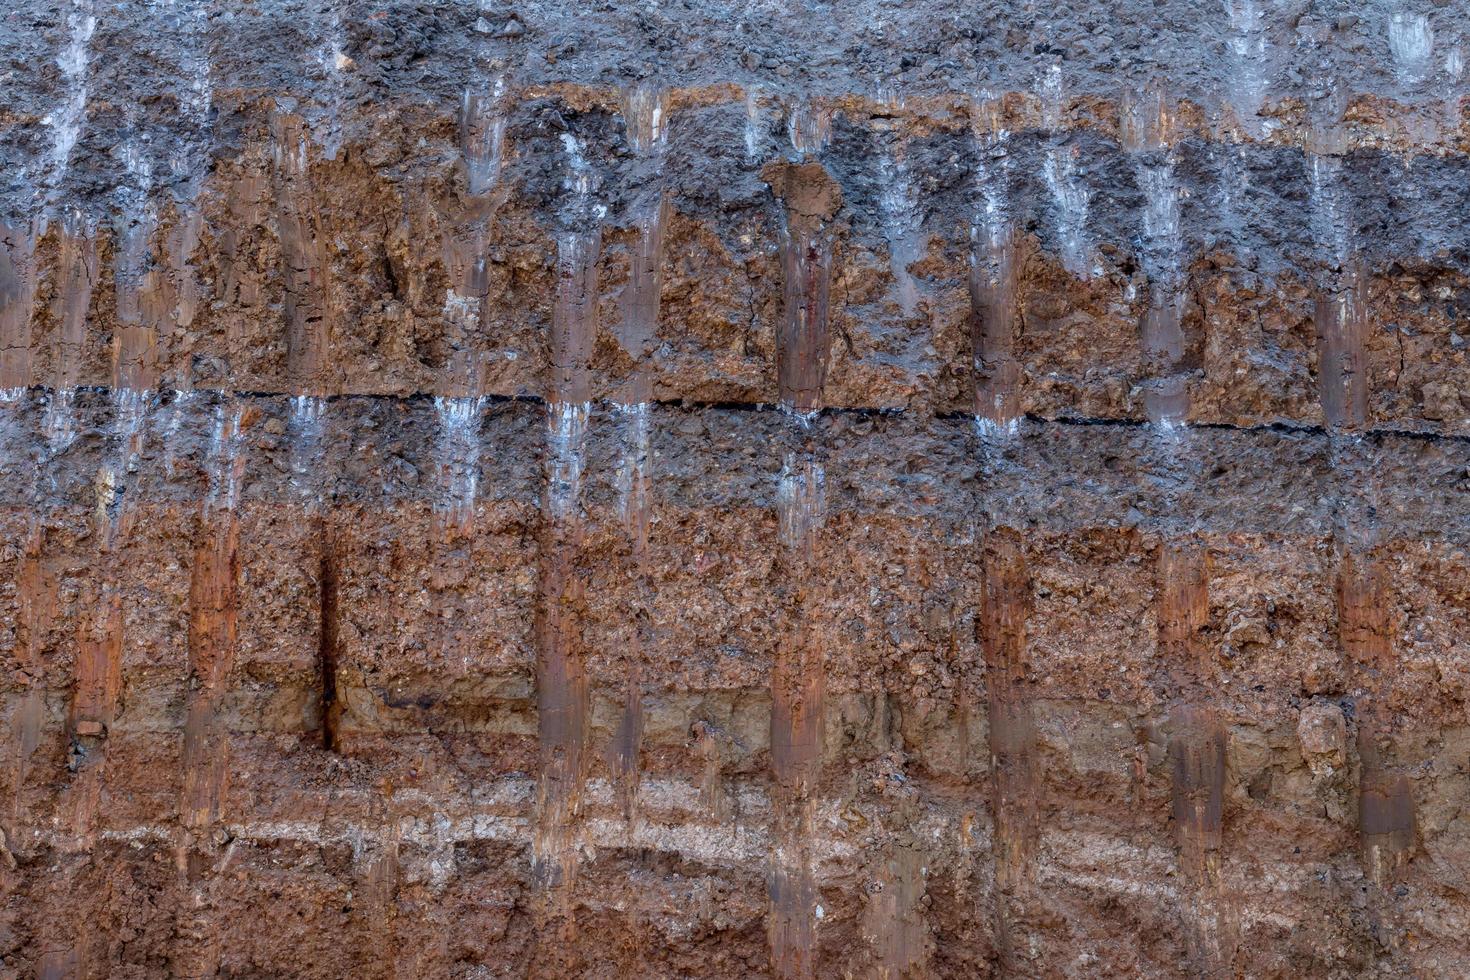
[[1, 1, 1469, 976]]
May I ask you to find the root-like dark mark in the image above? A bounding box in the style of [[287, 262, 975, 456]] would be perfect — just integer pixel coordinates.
[[317, 523, 340, 752]]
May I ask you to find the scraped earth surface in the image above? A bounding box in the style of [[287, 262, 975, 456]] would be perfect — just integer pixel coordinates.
[[1, 1, 1469, 977]]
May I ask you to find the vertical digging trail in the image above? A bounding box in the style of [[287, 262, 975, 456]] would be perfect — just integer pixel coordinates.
[[1, 1, 1469, 976], [6, 519, 52, 836], [765, 136, 838, 980], [979, 529, 1036, 971], [172, 402, 249, 979], [1156, 542, 1237, 976], [0, 219, 40, 395], [606, 83, 670, 834], [271, 111, 333, 401], [531, 205, 599, 972]]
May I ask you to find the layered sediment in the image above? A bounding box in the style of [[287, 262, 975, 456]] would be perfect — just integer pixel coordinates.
[[2, 1, 1469, 976]]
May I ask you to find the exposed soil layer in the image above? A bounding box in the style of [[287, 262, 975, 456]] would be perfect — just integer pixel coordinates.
[[2, 1, 1470, 977]]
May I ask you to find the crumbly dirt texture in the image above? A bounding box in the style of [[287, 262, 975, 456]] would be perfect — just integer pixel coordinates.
[[2, 1, 1470, 977]]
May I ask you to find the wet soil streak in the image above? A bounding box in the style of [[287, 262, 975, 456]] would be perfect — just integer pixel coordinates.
[[618, 197, 668, 407], [113, 208, 160, 394], [67, 588, 122, 842], [610, 651, 644, 828], [52, 214, 97, 391], [180, 500, 242, 833], [1337, 554, 1414, 886], [766, 160, 839, 417], [318, 520, 340, 752], [533, 525, 587, 889], [1157, 541, 1234, 974], [0, 219, 40, 390], [173, 409, 247, 979], [172, 503, 240, 976], [863, 841, 929, 979], [52, 571, 122, 974], [608, 175, 668, 828], [1140, 289, 1189, 425], [1167, 709, 1226, 870], [361, 791, 401, 980], [1157, 542, 1209, 676], [69, 410, 138, 846], [768, 584, 824, 979], [777, 231, 832, 416], [969, 224, 1021, 428], [8, 519, 54, 834], [766, 160, 833, 976], [548, 231, 598, 408], [271, 111, 331, 395], [533, 231, 599, 906], [163, 207, 205, 380], [217, 172, 269, 321], [1314, 261, 1369, 431], [608, 406, 653, 832], [440, 218, 491, 398], [979, 529, 1035, 966]]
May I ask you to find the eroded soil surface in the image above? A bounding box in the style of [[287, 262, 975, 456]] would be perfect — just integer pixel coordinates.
[[2, 1, 1469, 977]]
